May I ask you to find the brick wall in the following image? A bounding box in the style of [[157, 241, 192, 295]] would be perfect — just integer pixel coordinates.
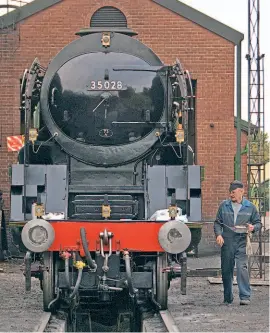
[[0, 0, 246, 220], [200, 222, 220, 252]]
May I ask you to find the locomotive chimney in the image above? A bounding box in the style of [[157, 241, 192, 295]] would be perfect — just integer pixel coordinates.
[[76, 6, 137, 37]]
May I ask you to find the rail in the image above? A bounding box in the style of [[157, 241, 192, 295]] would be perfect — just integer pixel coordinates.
[[142, 309, 179, 332], [33, 312, 67, 332], [159, 310, 179, 332]]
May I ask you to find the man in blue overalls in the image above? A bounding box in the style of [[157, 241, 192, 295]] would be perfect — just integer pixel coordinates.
[[214, 180, 261, 305]]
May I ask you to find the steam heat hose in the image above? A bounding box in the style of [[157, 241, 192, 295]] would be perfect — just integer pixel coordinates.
[[80, 227, 97, 270], [123, 252, 136, 297], [69, 268, 83, 299], [48, 288, 60, 310]]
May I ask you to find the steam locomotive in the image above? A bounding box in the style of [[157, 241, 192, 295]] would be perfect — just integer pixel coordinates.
[[9, 23, 202, 322]]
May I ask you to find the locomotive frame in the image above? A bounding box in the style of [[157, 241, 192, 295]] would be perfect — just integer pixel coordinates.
[[9, 27, 203, 326]]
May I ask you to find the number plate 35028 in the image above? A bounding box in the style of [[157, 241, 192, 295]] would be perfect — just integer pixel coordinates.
[[87, 80, 125, 91]]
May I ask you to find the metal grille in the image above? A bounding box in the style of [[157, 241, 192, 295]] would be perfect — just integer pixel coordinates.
[[90, 6, 127, 27], [71, 194, 137, 220], [246, 0, 268, 280]]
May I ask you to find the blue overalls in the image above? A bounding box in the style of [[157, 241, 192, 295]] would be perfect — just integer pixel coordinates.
[[214, 198, 261, 302]]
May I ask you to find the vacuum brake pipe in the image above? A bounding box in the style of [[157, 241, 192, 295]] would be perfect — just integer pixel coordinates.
[[25, 251, 32, 292], [123, 251, 136, 297], [80, 227, 97, 270], [60, 251, 72, 290], [65, 257, 71, 290]]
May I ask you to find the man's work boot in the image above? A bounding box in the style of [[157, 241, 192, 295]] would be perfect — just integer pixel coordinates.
[[240, 299, 250, 305]]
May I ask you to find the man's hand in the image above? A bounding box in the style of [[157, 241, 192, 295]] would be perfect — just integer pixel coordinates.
[[216, 235, 224, 247], [247, 224, 254, 232]]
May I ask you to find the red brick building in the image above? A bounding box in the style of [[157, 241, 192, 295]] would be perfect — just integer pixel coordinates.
[[0, 0, 247, 222]]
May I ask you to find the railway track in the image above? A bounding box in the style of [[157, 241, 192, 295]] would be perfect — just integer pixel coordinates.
[[34, 308, 179, 332], [142, 309, 179, 332], [33, 312, 67, 332]]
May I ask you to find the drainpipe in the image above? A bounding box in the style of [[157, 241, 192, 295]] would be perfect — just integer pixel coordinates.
[[235, 41, 242, 181]]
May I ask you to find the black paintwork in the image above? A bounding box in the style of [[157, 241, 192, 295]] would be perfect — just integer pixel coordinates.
[[40, 32, 167, 167], [49, 52, 164, 146]]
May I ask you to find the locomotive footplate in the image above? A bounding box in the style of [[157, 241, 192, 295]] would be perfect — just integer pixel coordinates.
[[47, 221, 166, 252]]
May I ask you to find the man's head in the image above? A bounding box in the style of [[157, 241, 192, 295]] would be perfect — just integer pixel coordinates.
[[229, 180, 244, 203]]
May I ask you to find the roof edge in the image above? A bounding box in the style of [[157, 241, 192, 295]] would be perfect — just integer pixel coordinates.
[[152, 0, 244, 45], [0, 0, 63, 28]]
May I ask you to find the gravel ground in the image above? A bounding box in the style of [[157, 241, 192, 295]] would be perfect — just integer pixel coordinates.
[[168, 276, 269, 332], [168, 254, 269, 333], [0, 259, 44, 332], [0, 256, 269, 332]]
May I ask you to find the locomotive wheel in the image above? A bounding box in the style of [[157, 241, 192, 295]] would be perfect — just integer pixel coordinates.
[[153, 253, 168, 310], [42, 251, 55, 312]]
